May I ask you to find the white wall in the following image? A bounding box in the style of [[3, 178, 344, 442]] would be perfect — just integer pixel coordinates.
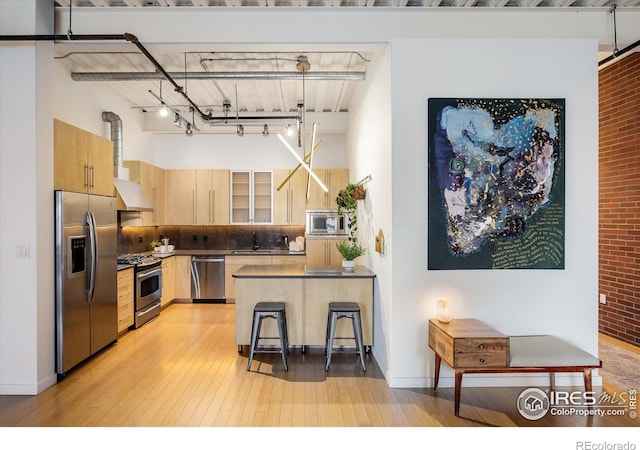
[[346, 48, 393, 375], [386, 38, 599, 388], [153, 132, 345, 170]]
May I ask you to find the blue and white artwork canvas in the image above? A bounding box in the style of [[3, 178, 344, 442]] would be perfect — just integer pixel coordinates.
[[427, 98, 565, 270]]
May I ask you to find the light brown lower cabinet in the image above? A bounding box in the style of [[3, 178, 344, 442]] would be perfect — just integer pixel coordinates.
[[225, 254, 307, 303], [117, 268, 134, 333], [174, 255, 191, 299], [161, 256, 175, 307], [305, 237, 346, 266]]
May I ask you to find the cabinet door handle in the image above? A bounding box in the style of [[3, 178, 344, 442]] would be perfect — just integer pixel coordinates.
[[84, 164, 89, 188], [192, 190, 196, 224], [211, 189, 216, 223], [91, 165, 95, 188]]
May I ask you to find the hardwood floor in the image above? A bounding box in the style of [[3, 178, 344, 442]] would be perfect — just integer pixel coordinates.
[[1, 303, 638, 432]]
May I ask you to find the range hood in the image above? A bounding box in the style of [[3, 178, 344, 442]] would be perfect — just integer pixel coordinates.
[[113, 177, 153, 212], [102, 111, 154, 212]]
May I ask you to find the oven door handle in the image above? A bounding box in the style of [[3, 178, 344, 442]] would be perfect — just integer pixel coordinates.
[[137, 267, 163, 281]]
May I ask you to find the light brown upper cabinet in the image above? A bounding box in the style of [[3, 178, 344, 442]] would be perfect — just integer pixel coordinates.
[[165, 169, 229, 225], [196, 169, 230, 225], [54, 119, 114, 197], [124, 160, 166, 226], [305, 168, 348, 210], [273, 168, 307, 225], [230, 170, 273, 224]]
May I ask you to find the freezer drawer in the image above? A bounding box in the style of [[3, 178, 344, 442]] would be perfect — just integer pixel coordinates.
[[191, 256, 225, 303]]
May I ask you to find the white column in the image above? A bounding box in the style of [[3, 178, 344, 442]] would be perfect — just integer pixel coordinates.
[[0, 0, 55, 394]]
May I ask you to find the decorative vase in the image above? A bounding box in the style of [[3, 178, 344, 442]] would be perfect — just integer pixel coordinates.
[[353, 185, 366, 200], [342, 260, 355, 271]]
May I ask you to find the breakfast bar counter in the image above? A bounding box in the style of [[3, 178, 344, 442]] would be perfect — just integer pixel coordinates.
[[233, 264, 375, 350]]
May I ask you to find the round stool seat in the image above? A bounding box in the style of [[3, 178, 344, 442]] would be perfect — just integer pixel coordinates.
[[255, 301, 285, 312], [328, 302, 360, 312]]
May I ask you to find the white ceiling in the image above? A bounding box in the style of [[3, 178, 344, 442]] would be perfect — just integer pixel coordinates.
[[52, 1, 639, 134]]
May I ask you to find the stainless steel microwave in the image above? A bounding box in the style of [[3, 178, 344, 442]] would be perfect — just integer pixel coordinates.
[[306, 210, 349, 236]]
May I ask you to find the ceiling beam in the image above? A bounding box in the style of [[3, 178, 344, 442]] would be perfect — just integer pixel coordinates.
[[71, 71, 366, 81]]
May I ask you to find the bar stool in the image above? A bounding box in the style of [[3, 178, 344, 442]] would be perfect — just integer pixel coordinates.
[[247, 302, 289, 371], [325, 301, 366, 372]]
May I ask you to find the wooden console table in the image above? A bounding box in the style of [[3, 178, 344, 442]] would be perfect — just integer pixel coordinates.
[[428, 319, 601, 416]]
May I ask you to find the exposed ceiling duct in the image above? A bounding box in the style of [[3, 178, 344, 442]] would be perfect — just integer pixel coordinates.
[[71, 71, 365, 81], [102, 111, 153, 212]]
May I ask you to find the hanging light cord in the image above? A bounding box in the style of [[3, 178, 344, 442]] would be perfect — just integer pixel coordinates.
[[67, 1, 72, 39], [611, 4, 619, 57]]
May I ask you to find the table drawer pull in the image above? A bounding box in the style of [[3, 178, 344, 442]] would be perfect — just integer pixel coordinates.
[[478, 344, 485, 349], [479, 358, 486, 363]]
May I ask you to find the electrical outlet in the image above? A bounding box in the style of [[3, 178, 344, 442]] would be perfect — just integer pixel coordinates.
[[599, 294, 606, 304], [193, 234, 198, 241], [203, 235, 208, 241], [138, 235, 143, 243], [16, 244, 30, 258]]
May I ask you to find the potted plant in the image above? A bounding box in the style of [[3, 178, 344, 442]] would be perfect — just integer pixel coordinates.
[[336, 240, 366, 271], [149, 239, 162, 251], [336, 182, 365, 242]]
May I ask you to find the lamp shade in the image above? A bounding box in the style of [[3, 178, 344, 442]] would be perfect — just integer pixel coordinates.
[[436, 299, 452, 324]]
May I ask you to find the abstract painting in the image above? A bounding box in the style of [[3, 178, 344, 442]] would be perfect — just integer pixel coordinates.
[[427, 98, 565, 270]]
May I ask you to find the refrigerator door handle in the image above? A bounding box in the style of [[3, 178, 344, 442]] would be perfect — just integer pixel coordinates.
[[191, 258, 201, 299], [86, 211, 98, 303]]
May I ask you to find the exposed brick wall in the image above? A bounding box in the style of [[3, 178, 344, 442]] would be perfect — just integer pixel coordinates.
[[598, 52, 640, 346]]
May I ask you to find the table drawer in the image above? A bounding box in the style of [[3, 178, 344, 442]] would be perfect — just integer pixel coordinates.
[[455, 352, 508, 368], [456, 338, 507, 354]]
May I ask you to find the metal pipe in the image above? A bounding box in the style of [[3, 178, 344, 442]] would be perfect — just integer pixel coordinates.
[[598, 39, 640, 67], [123, 33, 211, 121], [0, 34, 128, 41], [71, 71, 365, 81]]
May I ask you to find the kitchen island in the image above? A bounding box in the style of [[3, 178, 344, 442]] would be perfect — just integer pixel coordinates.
[[233, 264, 375, 351]]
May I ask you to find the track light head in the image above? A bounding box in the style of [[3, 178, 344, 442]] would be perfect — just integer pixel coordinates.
[[173, 113, 181, 127], [237, 124, 244, 137], [285, 124, 294, 137], [158, 104, 169, 118], [262, 124, 269, 137], [185, 123, 193, 136]]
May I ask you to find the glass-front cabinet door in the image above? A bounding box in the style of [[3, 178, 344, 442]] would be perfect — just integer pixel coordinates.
[[230, 170, 272, 224]]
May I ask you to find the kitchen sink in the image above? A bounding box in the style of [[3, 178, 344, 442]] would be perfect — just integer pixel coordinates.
[[231, 250, 272, 254]]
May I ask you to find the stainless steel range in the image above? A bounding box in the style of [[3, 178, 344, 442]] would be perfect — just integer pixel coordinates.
[[118, 254, 163, 328]]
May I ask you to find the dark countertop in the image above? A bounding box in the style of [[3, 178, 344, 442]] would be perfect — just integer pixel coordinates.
[[117, 249, 306, 270], [232, 264, 376, 279]]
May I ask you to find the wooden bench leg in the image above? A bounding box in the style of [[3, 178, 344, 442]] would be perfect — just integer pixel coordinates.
[[454, 371, 463, 417], [583, 369, 593, 392], [433, 354, 441, 391]]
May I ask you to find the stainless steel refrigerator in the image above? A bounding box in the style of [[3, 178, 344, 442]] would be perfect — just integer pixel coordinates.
[[55, 190, 118, 376]]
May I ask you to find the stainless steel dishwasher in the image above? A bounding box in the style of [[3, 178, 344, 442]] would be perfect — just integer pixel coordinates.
[[190, 256, 226, 303]]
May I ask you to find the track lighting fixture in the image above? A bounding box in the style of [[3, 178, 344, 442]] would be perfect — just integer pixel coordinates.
[[262, 124, 269, 137], [285, 124, 294, 137], [237, 124, 244, 137], [185, 123, 193, 136], [158, 103, 169, 117], [173, 113, 181, 127]]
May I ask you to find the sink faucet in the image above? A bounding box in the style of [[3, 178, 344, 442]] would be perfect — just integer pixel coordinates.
[[252, 231, 260, 251]]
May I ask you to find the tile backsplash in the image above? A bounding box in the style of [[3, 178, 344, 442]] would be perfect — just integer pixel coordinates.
[[118, 220, 305, 255]]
